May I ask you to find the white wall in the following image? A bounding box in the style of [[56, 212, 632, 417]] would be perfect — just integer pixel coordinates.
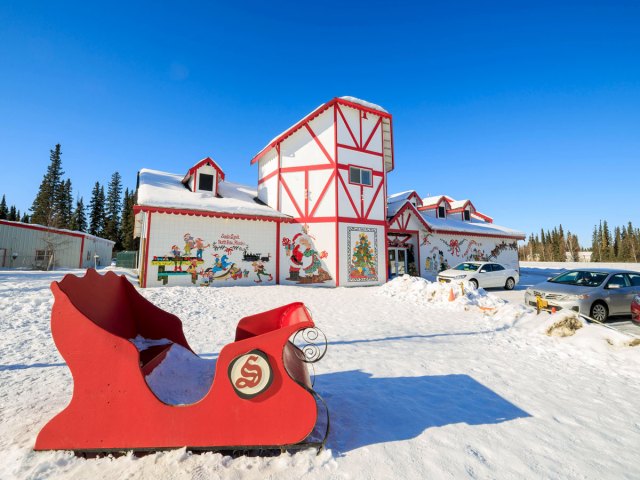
[[420, 232, 520, 276], [144, 213, 277, 288]]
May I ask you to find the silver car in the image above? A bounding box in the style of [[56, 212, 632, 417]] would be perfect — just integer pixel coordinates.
[[524, 268, 640, 321]]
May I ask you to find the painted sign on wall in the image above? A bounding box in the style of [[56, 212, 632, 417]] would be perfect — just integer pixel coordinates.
[[347, 227, 378, 282], [282, 224, 331, 284]]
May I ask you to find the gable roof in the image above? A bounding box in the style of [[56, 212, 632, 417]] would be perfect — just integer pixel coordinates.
[[387, 199, 523, 239], [387, 190, 422, 205], [250, 97, 392, 165], [420, 195, 450, 208]]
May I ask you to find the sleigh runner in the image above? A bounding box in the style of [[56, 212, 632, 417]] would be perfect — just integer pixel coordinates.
[[35, 269, 329, 453]]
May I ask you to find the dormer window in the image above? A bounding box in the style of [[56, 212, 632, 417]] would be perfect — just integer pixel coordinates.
[[182, 157, 225, 196], [437, 206, 446, 218], [199, 173, 214, 192], [463, 210, 470, 221]]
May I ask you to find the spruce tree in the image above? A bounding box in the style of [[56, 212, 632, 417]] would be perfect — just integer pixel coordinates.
[[56, 179, 73, 229], [20, 212, 29, 223], [88, 182, 106, 236], [31, 144, 64, 226], [629, 221, 638, 262], [0, 195, 7, 219], [120, 188, 136, 250], [104, 172, 123, 248], [8, 205, 18, 221], [70, 197, 87, 232]]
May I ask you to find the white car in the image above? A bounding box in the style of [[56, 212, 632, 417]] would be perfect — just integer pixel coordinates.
[[437, 262, 519, 290]]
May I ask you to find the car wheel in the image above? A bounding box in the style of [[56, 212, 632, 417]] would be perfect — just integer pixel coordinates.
[[469, 279, 479, 290], [590, 302, 609, 322], [504, 277, 515, 290]]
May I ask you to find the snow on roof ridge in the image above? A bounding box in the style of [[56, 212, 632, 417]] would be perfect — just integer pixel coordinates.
[[418, 211, 525, 238], [339, 96, 388, 113], [387, 190, 417, 202]]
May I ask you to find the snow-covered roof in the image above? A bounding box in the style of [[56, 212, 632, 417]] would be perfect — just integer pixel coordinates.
[[387, 190, 417, 204], [421, 195, 448, 207], [136, 169, 290, 218], [448, 199, 470, 210], [420, 213, 524, 238], [250, 97, 392, 165], [386, 201, 406, 218]]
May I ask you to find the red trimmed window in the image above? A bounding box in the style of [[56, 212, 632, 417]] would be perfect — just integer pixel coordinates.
[[463, 210, 470, 221], [349, 166, 372, 187], [437, 206, 446, 218]]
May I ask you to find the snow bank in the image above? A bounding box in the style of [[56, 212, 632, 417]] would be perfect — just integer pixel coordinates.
[[379, 275, 517, 313]]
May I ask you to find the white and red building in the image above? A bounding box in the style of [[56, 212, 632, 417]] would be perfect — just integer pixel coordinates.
[[134, 97, 523, 288]]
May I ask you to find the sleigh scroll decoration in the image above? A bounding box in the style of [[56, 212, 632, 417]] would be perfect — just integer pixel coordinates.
[[35, 269, 329, 453]]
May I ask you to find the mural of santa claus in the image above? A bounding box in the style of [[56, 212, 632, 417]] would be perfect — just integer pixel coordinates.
[[285, 231, 331, 284]]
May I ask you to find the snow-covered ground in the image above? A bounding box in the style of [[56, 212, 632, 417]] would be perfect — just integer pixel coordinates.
[[1, 266, 639, 479]]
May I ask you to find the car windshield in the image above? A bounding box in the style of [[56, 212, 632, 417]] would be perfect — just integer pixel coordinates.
[[548, 270, 608, 287], [453, 263, 480, 272]]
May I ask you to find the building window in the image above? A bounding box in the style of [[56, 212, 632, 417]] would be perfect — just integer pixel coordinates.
[[199, 173, 214, 192], [35, 250, 52, 262], [463, 210, 470, 221], [349, 166, 372, 187], [437, 206, 446, 218]]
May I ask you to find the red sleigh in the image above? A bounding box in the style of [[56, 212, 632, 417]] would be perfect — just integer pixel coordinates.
[[35, 269, 329, 453]]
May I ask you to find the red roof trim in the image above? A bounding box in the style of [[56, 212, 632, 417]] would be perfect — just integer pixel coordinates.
[[0, 219, 114, 243], [389, 191, 422, 207], [133, 205, 294, 223], [473, 211, 493, 223], [387, 202, 433, 232], [250, 97, 392, 166]]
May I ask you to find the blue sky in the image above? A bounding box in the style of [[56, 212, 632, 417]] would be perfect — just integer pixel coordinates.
[[1, 1, 639, 245]]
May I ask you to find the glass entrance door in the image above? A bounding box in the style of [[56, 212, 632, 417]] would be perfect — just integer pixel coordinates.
[[388, 248, 408, 278]]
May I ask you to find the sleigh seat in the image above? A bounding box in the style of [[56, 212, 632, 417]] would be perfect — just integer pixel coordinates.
[[35, 269, 328, 452]]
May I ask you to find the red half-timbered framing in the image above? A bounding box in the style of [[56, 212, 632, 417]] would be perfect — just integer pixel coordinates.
[[252, 98, 393, 286]]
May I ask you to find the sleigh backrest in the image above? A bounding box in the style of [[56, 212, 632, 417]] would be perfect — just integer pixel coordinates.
[[56, 269, 138, 339], [55, 269, 191, 352]]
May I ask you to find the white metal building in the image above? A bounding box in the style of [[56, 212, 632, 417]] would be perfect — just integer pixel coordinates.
[[0, 220, 115, 270]]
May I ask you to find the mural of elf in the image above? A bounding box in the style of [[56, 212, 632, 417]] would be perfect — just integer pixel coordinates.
[[152, 231, 272, 286], [282, 225, 331, 284], [348, 228, 378, 282]]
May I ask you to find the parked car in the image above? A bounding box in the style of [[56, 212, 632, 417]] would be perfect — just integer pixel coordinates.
[[632, 295, 640, 324], [437, 262, 519, 290], [524, 269, 640, 322]]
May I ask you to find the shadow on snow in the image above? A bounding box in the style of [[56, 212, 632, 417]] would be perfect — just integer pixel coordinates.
[[316, 370, 530, 453]]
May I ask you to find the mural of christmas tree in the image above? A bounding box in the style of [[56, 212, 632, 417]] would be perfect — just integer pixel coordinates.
[[349, 231, 377, 281]]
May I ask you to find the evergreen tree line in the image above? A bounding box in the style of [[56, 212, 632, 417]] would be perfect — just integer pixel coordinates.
[[590, 220, 639, 262], [0, 195, 29, 223], [518, 225, 581, 262], [1, 144, 137, 251]]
